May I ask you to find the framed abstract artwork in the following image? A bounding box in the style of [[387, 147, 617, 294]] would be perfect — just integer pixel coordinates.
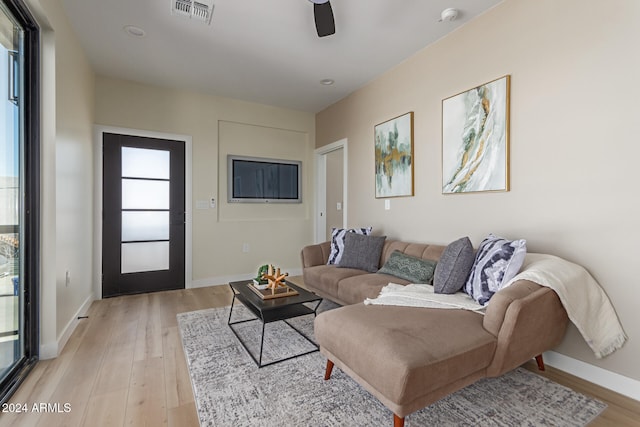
[[374, 112, 414, 198], [442, 75, 510, 194]]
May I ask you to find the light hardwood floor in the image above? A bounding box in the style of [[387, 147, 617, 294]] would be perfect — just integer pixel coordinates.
[[1, 284, 638, 427]]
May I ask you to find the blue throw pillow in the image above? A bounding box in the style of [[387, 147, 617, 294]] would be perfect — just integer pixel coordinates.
[[464, 234, 527, 305]]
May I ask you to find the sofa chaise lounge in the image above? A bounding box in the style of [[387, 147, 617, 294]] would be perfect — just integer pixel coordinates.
[[301, 239, 569, 427]]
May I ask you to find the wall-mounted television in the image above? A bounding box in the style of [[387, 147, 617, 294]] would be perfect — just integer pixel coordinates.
[[227, 155, 302, 203]]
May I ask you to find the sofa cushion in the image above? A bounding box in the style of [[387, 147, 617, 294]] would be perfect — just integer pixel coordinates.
[[327, 227, 372, 265], [433, 237, 475, 294], [302, 265, 365, 300], [338, 233, 386, 273], [337, 273, 408, 305], [380, 241, 445, 265], [378, 250, 437, 284], [315, 304, 496, 406], [464, 234, 527, 305]]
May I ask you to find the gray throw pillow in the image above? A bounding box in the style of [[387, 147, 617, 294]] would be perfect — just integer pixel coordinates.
[[433, 237, 475, 294], [327, 227, 373, 265], [378, 250, 437, 284], [338, 233, 386, 273]]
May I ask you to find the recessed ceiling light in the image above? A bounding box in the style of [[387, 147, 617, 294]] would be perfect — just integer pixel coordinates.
[[320, 79, 335, 85], [124, 25, 146, 37]]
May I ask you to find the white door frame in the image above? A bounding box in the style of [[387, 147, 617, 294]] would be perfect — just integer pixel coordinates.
[[93, 125, 193, 299], [314, 139, 347, 243]]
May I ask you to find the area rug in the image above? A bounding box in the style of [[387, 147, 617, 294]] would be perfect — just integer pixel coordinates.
[[178, 304, 606, 426]]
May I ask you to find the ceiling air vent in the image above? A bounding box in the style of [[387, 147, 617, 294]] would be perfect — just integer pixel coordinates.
[[172, 0, 214, 25]]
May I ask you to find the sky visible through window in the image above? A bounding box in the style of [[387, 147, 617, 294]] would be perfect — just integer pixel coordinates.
[[1, 43, 19, 179], [0, 33, 20, 229]]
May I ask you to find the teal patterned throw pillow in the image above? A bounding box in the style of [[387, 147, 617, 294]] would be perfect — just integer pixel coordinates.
[[378, 250, 437, 284]]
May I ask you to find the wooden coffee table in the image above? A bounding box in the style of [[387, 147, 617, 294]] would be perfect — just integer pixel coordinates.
[[227, 280, 322, 368]]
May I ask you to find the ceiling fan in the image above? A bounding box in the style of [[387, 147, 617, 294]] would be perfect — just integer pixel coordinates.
[[309, 0, 335, 37]]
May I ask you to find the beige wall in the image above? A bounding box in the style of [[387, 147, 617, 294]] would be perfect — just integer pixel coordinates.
[[95, 77, 315, 282], [316, 0, 640, 382], [50, 0, 95, 341], [26, 0, 96, 356]]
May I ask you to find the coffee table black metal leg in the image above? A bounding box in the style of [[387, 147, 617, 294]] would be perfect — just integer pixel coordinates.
[[227, 288, 264, 366], [312, 299, 322, 315], [227, 292, 236, 325], [228, 317, 262, 367], [258, 322, 266, 366]]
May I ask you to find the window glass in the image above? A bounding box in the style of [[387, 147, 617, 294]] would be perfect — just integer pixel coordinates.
[[0, 1, 24, 386]]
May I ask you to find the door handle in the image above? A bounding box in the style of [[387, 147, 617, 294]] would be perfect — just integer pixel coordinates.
[[8, 50, 19, 105]]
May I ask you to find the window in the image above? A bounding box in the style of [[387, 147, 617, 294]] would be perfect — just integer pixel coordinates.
[[0, 0, 39, 403]]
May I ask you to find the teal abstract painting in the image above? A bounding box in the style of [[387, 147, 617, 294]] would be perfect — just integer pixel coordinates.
[[375, 112, 414, 198], [442, 76, 510, 194]]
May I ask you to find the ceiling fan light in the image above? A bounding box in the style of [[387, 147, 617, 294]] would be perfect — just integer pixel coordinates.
[[308, 0, 329, 4]]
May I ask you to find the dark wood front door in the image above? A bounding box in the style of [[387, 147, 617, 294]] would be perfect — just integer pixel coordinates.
[[102, 133, 185, 297]]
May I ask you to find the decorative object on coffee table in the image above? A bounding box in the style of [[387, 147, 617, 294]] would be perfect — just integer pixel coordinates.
[[262, 264, 288, 291], [252, 264, 270, 288], [248, 264, 298, 300], [248, 282, 299, 300]]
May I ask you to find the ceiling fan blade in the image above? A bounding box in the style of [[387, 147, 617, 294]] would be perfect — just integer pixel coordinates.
[[314, 1, 335, 37]]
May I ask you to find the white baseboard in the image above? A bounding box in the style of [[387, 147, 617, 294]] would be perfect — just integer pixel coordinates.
[[544, 351, 640, 402], [39, 342, 58, 360], [39, 293, 94, 360], [190, 268, 303, 289]]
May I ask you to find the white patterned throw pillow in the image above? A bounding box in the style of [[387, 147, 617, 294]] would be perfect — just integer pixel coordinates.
[[464, 234, 527, 306], [327, 227, 373, 265]]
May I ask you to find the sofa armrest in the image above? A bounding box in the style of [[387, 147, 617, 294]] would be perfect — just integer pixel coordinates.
[[301, 241, 332, 268], [484, 280, 569, 376], [483, 280, 543, 336]]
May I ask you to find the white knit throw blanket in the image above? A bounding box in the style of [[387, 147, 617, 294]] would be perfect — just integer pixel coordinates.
[[503, 253, 627, 359], [364, 283, 485, 312]]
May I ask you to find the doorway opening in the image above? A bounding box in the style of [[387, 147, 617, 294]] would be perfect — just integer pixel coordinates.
[[314, 139, 347, 243]]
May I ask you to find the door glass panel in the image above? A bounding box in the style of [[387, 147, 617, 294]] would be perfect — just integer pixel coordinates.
[[122, 147, 170, 179], [121, 242, 169, 274], [120, 145, 171, 275], [122, 179, 169, 209], [0, 5, 23, 382], [122, 211, 169, 241]]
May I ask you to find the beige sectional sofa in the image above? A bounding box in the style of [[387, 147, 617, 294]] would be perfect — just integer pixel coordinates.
[[301, 240, 445, 305], [301, 239, 569, 427]]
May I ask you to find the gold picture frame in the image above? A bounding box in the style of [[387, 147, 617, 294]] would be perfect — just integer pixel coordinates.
[[442, 75, 510, 194], [374, 111, 414, 198]]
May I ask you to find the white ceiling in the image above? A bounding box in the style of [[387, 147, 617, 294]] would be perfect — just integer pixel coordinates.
[[60, 0, 502, 113]]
